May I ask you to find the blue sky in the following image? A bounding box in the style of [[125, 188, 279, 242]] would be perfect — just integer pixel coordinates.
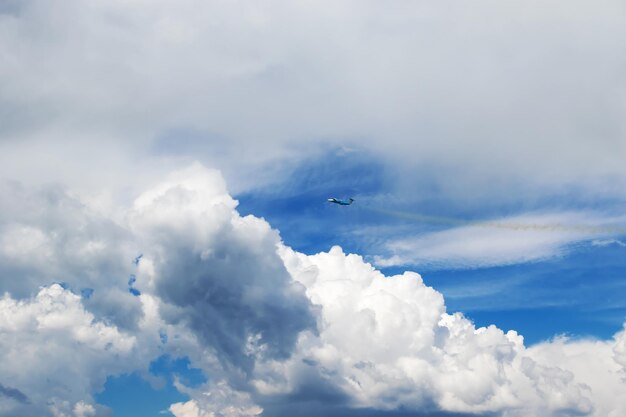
[[1, 1, 626, 417], [96, 356, 206, 417], [237, 149, 626, 345]]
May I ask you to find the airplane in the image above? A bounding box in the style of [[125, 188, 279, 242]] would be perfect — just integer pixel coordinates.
[[327, 197, 354, 205]]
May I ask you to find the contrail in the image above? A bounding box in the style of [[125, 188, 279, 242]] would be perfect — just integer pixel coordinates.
[[366, 207, 626, 235]]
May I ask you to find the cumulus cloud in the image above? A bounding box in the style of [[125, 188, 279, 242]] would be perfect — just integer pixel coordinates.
[[527, 329, 626, 417], [0, 180, 143, 330], [129, 164, 316, 371], [0, 284, 136, 417], [0, 165, 316, 416], [169, 381, 262, 417], [614, 325, 626, 369], [269, 245, 624, 416], [0, 164, 625, 417]]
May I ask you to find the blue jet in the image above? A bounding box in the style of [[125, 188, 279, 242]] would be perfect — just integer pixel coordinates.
[[327, 197, 354, 205]]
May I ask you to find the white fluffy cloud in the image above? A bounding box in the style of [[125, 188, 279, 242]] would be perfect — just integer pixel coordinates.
[[527, 329, 626, 417], [271, 245, 626, 416], [0, 284, 136, 417], [169, 381, 262, 417], [0, 164, 625, 417]]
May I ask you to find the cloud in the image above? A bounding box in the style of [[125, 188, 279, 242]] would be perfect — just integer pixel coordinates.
[[528, 329, 626, 417], [0, 164, 625, 417], [2, 0, 626, 414], [169, 381, 262, 417], [0, 0, 625, 204], [73, 402, 96, 417], [0, 384, 29, 405], [374, 212, 626, 268], [271, 245, 622, 416], [614, 325, 626, 369], [0, 284, 137, 417], [0, 164, 316, 416], [0, 180, 143, 330], [129, 164, 316, 371], [592, 239, 626, 248]]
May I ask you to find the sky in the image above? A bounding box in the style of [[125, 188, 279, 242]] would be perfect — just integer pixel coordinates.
[[1, 1, 626, 417]]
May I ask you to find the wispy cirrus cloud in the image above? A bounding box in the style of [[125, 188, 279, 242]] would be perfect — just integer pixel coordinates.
[[592, 239, 626, 248], [374, 212, 626, 269]]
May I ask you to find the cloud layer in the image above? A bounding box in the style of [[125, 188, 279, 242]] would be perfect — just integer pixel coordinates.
[[1, 0, 625, 203], [1, 165, 624, 417]]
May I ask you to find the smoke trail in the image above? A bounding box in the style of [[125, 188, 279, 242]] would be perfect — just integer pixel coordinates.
[[366, 207, 626, 235]]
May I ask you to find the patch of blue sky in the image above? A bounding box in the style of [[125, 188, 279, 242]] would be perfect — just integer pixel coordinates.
[[80, 288, 94, 299], [96, 372, 182, 417], [96, 355, 206, 417], [412, 242, 626, 344], [237, 148, 626, 259], [236, 148, 626, 344], [128, 274, 141, 296], [149, 355, 206, 388], [54, 281, 70, 290], [237, 147, 392, 255], [467, 308, 624, 345], [159, 329, 168, 344]]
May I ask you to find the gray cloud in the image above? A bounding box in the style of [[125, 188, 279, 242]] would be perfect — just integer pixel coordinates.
[[129, 165, 317, 372], [0, 384, 29, 405], [156, 246, 316, 370], [0, 0, 624, 205], [0, 180, 143, 330], [261, 403, 488, 417]]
